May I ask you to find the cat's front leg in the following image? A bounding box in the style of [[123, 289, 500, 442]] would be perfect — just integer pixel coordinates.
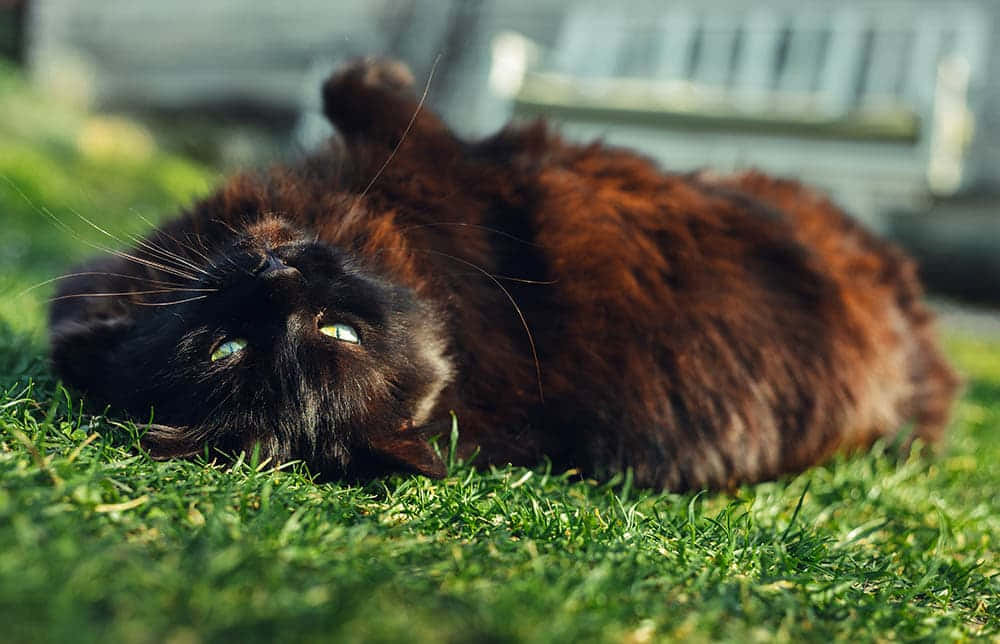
[[322, 57, 450, 147]]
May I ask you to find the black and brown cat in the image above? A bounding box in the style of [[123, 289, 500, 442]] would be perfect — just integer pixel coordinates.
[[49, 58, 959, 490]]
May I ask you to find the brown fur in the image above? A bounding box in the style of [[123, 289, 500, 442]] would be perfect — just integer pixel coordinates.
[[49, 59, 959, 489]]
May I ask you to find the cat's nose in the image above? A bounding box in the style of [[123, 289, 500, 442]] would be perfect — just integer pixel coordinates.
[[255, 252, 301, 280]]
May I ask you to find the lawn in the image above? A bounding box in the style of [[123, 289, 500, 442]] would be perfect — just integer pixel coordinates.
[[1, 66, 998, 642]]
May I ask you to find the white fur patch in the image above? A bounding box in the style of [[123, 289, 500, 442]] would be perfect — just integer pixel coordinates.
[[411, 328, 454, 427]]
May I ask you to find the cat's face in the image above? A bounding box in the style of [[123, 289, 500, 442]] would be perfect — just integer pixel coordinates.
[[50, 218, 452, 478]]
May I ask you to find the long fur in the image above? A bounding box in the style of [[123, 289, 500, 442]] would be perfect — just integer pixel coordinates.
[[48, 59, 959, 489]]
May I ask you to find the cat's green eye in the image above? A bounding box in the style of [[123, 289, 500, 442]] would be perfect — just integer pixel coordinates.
[[211, 338, 247, 362], [320, 323, 360, 344]]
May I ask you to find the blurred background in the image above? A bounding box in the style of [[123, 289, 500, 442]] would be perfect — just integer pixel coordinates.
[[1, 0, 998, 304]]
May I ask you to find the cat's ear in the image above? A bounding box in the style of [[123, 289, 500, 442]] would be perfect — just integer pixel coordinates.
[[368, 432, 447, 479]]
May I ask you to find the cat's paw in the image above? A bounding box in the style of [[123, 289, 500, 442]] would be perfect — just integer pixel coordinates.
[[322, 56, 448, 144], [324, 57, 415, 100]]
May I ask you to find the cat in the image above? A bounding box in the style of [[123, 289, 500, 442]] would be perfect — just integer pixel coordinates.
[[48, 58, 960, 490]]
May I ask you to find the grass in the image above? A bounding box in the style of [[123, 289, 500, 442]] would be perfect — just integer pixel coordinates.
[[1, 65, 998, 642]]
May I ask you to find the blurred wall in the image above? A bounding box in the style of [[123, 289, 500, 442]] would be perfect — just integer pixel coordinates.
[[24, 1, 1000, 184]]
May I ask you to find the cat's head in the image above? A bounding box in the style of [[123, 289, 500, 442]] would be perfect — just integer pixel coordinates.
[[49, 216, 452, 479]]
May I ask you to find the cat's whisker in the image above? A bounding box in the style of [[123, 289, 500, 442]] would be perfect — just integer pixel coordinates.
[[68, 206, 128, 244], [132, 209, 217, 266], [71, 208, 200, 274], [131, 239, 208, 276], [211, 217, 244, 238], [205, 217, 256, 277], [41, 204, 78, 236], [16, 271, 193, 297], [72, 207, 209, 278], [438, 271, 556, 285], [68, 206, 215, 281], [41, 205, 201, 283], [489, 275, 558, 285], [124, 217, 208, 267], [352, 52, 441, 210], [133, 295, 211, 307], [185, 231, 214, 261], [410, 247, 545, 405], [102, 248, 201, 282], [177, 232, 217, 266], [125, 232, 211, 277], [397, 222, 543, 248], [63, 225, 202, 281], [1, 175, 206, 283], [48, 287, 217, 302], [2, 175, 84, 240], [61, 224, 201, 282]]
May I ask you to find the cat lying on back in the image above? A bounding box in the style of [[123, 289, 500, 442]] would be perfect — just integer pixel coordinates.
[[49, 58, 959, 490]]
